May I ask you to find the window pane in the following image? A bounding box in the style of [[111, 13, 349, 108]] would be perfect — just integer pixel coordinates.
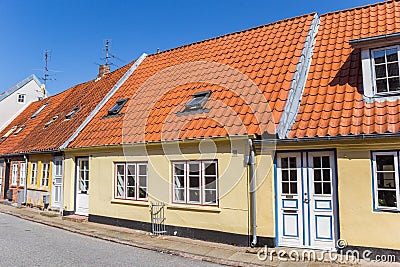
[[127, 186, 135, 198], [127, 164, 135, 176], [323, 182, 331, 194], [322, 156, 330, 168], [378, 190, 397, 207], [377, 172, 396, 189], [323, 169, 331, 181], [281, 158, 288, 168], [388, 77, 400, 91], [205, 190, 217, 204], [139, 187, 147, 199], [174, 188, 185, 201], [289, 170, 297, 181], [189, 189, 200, 202], [139, 176, 146, 187], [204, 162, 216, 175], [117, 185, 124, 197], [375, 65, 387, 78], [313, 157, 321, 168], [175, 176, 185, 188], [282, 182, 289, 194], [127, 176, 135, 187], [290, 182, 297, 194], [376, 79, 388, 93], [205, 176, 216, 189], [282, 170, 289, 181], [289, 157, 296, 168], [314, 182, 322, 194], [189, 176, 200, 188], [373, 50, 385, 64], [314, 170, 321, 181], [139, 165, 147, 176], [174, 164, 185, 175], [387, 63, 399, 77], [386, 48, 398, 62], [189, 163, 199, 175], [376, 155, 394, 171]]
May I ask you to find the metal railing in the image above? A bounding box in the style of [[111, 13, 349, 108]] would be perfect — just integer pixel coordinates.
[[151, 202, 166, 235]]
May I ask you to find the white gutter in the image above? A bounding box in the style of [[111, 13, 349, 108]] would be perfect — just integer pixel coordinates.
[[60, 53, 147, 149]]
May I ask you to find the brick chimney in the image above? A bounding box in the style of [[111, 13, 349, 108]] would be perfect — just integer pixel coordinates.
[[98, 64, 110, 77]]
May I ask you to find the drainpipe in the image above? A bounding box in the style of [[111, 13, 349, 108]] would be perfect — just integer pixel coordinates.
[[23, 155, 28, 205], [248, 139, 257, 247]]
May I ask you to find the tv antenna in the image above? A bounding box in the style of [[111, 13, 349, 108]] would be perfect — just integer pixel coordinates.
[[98, 39, 125, 68], [34, 50, 61, 87]]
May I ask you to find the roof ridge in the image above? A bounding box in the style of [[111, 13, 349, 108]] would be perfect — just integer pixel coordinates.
[[321, 0, 398, 17], [147, 12, 317, 57]]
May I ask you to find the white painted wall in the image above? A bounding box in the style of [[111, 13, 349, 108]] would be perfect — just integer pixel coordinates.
[[0, 77, 47, 131]]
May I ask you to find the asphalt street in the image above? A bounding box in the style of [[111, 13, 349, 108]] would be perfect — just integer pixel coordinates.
[[0, 212, 221, 267]]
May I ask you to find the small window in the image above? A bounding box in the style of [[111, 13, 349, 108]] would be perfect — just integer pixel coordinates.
[[65, 106, 80, 120], [41, 162, 50, 187], [372, 152, 400, 211], [173, 161, 218, 205], [184, 91, 211, 112], [17, 94, 26, 103], [108, 99, 128, 116], [11, 164, 19, 186], [44, 115, 58, 128], [30, 162, 38, 186], [31, 102, 49, 119], [20, 163, 26, 186], [14, 125, 26, 135], [2, 126, 18, 138], [372, 46, 400, 94], [114, 162, 148, 200]]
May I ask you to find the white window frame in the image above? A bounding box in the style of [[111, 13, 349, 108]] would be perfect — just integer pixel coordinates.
[[41, 162, 50, 187], [114, 162, 148, 201], [11, 164, 18, 186], [0, 162, 3, 181], [20, 163, 26, 187], [372, 151, 400, 211], [362, 45, 400, 97], [17, 94, 26, 103], [172, 161, 218, 206], [30, 162, 38, 186]]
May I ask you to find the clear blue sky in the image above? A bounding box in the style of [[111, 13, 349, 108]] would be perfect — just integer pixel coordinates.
[[0, 0, 374, 95]]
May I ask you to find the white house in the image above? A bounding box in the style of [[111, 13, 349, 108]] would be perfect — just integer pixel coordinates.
[[0, 74, 48, 131]]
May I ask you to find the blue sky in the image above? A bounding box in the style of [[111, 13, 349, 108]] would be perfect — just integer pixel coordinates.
[[0, 0, 374, 95]]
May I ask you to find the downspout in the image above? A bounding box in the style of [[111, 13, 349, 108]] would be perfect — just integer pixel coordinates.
[[23, 155, 28, 205], [248, 139, 257, 247]]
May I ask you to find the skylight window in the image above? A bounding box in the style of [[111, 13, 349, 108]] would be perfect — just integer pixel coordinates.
[[31, 102, 49, 119], [2, 126, 17, 138], [184, 90, 211, 112], [108, 99, 128, 116], [44, 115, 58, 128], [65, 106, 80, 120], [14, 125, 26, 135]]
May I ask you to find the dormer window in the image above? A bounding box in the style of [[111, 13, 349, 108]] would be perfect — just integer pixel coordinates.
[[65, 106, 80, 120], [108, 99, 128, 116], [31, 102, 49, 119], [2, 126, 17, 139], [14, 125, 26, 135], [184, 91, 211, 112], [372, 46, 400, 94], [44, 115, 58, 128]]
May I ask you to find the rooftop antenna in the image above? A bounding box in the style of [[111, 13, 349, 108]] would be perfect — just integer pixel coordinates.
[[41, 50, 56, 88], [99, 39, 126, 68]]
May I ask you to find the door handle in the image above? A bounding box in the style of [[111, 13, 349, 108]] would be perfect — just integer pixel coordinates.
[[304, 198, 309, 203]]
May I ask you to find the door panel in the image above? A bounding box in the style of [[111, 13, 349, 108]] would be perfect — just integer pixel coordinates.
[[75, 158, 89, 216], [51, 157, 63, 209], [277, 151, 337, 250]]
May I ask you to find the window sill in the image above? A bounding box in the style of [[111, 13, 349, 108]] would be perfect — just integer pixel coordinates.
[[27, 187, 49, 192], [111, 199, 149, 207], [167, 204, 221, 213], [374, 207, 400, 213]]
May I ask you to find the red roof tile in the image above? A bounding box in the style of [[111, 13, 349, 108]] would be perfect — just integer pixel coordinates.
[[69, 14, 316, 148], [289, 0, 400, 138]]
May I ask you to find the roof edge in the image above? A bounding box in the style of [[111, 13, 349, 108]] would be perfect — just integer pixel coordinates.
[[277, 13, 320, 139], [0, 74, 44, 102], [321, 0, 396, 18], [60, 53, 148, 150]]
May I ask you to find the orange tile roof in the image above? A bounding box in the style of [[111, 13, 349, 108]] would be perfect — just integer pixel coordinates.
[[0, 63, 131, 155], [289, 0, 400, 138], [68, 14, 316, 148]]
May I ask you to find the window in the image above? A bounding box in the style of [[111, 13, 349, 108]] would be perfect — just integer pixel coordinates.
[[280, 157, 298, 194], [184, 91, 211, 112], [20, 163, 26, 186], [65, 106, 80, 119], [17, 94, 25, 103], [115, 163, 148, 200], [372, 152, 400, 211], [2, 126, 17, 138], [31, 102, 49, 119], [41, 163, 50, 187], [11, 164, 18, 186], [312, 156, 331, 195], [44, 115, 58, 128], [108, 99, 128, 116], [372, 46, 400, 94], [173, 161, 218, 205], [14, 125, 26, 135], [31, 162, 38, 186]]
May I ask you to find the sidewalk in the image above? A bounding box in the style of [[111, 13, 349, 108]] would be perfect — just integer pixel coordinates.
[[0, 203, 397, 267]]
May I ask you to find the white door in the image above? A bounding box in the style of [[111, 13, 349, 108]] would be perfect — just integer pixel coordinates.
[[76, 158, 89, 216], [277, 151, 337, 250], [52, 157, 63, 209]]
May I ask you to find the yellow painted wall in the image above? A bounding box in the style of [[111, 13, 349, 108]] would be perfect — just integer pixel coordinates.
[[64, 138, 255, 236], [27, 154, 53, 207]]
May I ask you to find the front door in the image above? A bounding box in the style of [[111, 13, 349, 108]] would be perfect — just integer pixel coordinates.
[[52, 157, 63, 209], [75, 158, 89, 216], [276, 151, 338, 250]]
